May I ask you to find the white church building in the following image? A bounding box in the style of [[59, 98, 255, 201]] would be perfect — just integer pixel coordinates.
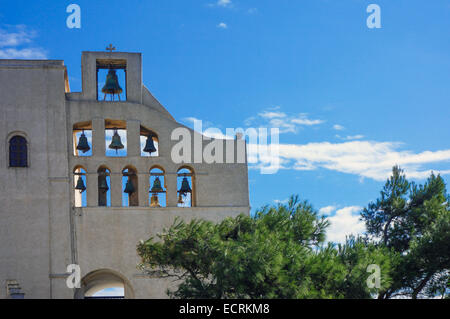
[[0, 49, 250, 298]]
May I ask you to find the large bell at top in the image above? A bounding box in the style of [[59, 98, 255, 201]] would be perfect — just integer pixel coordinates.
[[76, 130, 90, 153], [109, 129, 124, 153], [143, 135, 157, 154], [102, 69, 123, 101], [179, 177, 192, 195], [75, 176, 86, 193], [150, 177, 164, 193], [124, 178, 135, 194]]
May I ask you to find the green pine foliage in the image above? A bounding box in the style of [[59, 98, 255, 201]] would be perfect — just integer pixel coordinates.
[[137, 196, 393, 299], [137, 167, 449, 299], [362, 166, 450, 299]]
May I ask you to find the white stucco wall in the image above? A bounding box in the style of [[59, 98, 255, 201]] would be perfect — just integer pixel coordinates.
[[0, 52, 250, 299]]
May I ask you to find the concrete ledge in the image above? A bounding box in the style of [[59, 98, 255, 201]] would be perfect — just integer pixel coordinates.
[[0, 59, 65, 69]]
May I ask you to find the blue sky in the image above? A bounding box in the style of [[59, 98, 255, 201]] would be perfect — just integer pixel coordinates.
[[1, 0, 449, 242]]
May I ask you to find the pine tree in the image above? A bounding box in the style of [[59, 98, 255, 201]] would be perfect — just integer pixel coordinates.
[[361, 166, 450, 299]]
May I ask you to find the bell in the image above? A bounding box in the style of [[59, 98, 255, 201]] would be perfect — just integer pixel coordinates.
[[124, 178, 135, 194], [101, 69, 123, 101], [150, 194, 161, 207], [75, 176, 86, 193], [109, 129, 124, 153], [179, 177, 192, 195], [143, 135, 157, 154], [76, 130, 90, 153], [98, 175, 109, 192], [150, 177, 164, 193]]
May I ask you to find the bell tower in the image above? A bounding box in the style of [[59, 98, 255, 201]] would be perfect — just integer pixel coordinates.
[[80, 46, 143, 104], [0, 47, 250, 299]]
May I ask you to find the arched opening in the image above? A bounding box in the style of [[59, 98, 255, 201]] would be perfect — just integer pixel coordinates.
[[73, 166, 87, 208], [98, 166, 111, 207], [76, 269, 134, 299], [149, 166, 166, 207], [9, 135, 28, 167], [140, 125, 159, 157], [177, 166, 195, 207], [73, 121, 92, 157], [105, 119, 127, 157], [90, 287, 124, 299], [122, 166, 138, 207]]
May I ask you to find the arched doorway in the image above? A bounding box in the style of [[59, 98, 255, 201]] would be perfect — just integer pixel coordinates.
[[75, 269, 134, 299]]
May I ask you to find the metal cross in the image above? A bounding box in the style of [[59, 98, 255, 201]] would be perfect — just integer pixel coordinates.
[[106, 44, 116, 53]]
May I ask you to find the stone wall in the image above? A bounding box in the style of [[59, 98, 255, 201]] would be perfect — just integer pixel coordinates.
[[0, 52, 250, 299]]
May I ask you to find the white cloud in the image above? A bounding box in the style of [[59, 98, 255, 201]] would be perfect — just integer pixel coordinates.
[[333, 124, 345, 131], [0, 25, 34, 47], [0, 48, 46, 59], [208, 0, 233, 8], [217, 0, 232, 7], [182, 117, 214, 130], [248, 140, 450, 181], [266, 118, 297, 134], [326, 206, 365, 243], [247, 108, 324, 134], [0, 25, 47, 59], [182, 117, 234, 139], [274, 198, 289, 205], [183, 116, 202, 124], [291, 114, 324, 126], [182, 111, 450, 182], [217, 22, 228, 29], [336, 134, 365, 141], [319, 205, 337, 215], [244, 116, 256, 126], [259, 111, 286, 119]]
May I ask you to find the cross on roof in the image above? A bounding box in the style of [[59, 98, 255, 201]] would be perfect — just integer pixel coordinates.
[[106, 44, 116, 53]]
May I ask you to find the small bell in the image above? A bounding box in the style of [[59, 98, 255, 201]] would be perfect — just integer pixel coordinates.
[[102, 69, 123, 101], [179, 177, 192, 195], [75, 176, 86, 193], [124, 177, 135, 194], [150, 177, 164, 193], [76, 130, 90, 153], [98, 175, 109, 192], [150, 194, 161, 207], [143, 135, 157, 154], [109, 129, 124, 153]]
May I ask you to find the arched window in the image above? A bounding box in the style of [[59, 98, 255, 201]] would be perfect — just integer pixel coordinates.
[[74, 166, 87, 208], [149, 167, 166, 207], [122, 166, 138, 207], [177, 167, 195, 207], [98, 167, 111, 207], [9, 136, 28, 167]]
